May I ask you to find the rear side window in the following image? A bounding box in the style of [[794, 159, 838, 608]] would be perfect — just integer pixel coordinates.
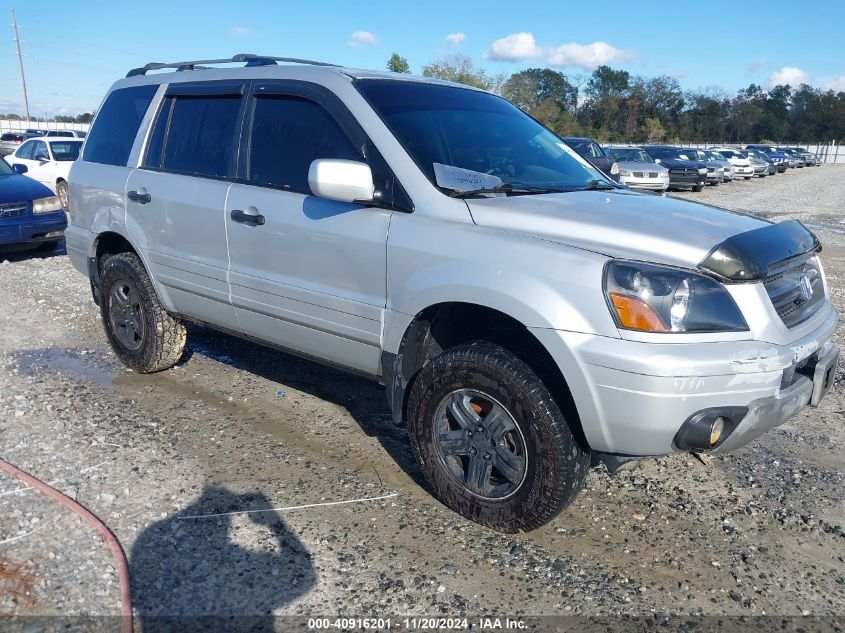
[[248, 96, 360, 193], [158, 96, 241, 178], [84, 85, 157, 166]]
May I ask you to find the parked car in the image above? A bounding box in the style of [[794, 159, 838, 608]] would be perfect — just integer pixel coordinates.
[[746, 145, 789, 172], [709, 147, 755, 180], [604, 146, 669, 192], [676, 148, 724, 185], [640, 146, 708, 191], [781, 147, 819, 166], [9, 137, 83, 208], [23, 128, 49, 139], [560, 137, 614, 175], [743, 148, 776, 176], [0, 133, 24, 156], [0, 154, 66, 251], [703, 149, 735, 181], [67, 55, 839, 532], [778, 147, 811, 168]]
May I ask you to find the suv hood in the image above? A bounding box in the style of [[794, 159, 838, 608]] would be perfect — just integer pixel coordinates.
[[466, 189, 766, 269]]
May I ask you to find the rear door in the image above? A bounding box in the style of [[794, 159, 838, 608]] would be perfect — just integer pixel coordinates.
[[225, 81, 395, 374], [125, 81, 245, 330]]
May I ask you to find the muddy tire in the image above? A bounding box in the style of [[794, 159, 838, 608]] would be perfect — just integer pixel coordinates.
[[407, 341, 589, 533], [99, 252, 186, 373]]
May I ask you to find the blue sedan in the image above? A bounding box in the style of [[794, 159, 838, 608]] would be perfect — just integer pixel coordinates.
[[0, 158, 67, 250]]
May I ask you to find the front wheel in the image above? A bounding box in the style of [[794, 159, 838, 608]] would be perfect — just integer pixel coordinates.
[[100, 252, 187, 373], [692, 185, 704, 192], [407, 341, 589, 532]]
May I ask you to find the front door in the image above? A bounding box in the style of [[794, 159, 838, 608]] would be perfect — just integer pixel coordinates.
[[225, 85, 392, 375]]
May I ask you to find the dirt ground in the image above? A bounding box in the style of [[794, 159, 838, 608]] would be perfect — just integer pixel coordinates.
[[1, 165, 843, 627]]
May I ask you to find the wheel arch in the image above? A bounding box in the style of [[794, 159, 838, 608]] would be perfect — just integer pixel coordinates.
[[382, 301, 589, 451]]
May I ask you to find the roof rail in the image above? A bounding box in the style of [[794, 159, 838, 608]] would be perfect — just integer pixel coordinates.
[[126, 53, 337, 78]]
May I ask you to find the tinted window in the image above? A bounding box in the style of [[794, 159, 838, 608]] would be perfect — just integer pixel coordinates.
[[162, 96, 241, 178], [16, 140, 35, 159], [1, 133, 22, 142], [143, 97, 174, 169], [83, 85, 157, 166], [50, 141, 82, 161], [248, 96, 360, 193]]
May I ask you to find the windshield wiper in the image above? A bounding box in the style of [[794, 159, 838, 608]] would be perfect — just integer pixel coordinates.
[[579, 179, 618, 191], [448, 183, 556, 198]]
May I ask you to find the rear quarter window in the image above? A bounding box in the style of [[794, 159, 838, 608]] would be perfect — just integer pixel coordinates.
[[83, 84, 157, 166]]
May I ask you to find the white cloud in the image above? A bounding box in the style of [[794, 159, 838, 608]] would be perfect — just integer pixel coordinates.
[[546, 41, 633, 69], [485, 32, 542, 61], [348, 31, 377, 47], [666, 70, 687, 79], [767, 66, 809, 87], [445, 32, 466, 46], [230, 26, 250, 37], [822, 75, 845, 92], [484, 32, 633, 70]]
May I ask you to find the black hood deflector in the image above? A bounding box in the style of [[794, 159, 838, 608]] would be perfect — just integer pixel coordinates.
[[698, 219, 821, 282]]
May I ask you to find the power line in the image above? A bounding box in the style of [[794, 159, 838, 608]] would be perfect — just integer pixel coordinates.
[[11, 9, 30, 121]]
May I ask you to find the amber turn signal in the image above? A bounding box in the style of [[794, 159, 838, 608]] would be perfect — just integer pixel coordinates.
[[609, 292, 670, 332]]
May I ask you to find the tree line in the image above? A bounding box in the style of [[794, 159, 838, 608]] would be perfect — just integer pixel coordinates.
[[388, 53, 845, 144]]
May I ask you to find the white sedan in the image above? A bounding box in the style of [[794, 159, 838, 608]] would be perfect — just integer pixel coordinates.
[[9, 137, 83, 208]]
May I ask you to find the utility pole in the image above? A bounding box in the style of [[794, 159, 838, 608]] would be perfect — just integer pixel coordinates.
[[12, 9, 31, 122]]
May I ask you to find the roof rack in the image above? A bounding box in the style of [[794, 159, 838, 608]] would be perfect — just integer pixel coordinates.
[[126, 53, 338, 78]]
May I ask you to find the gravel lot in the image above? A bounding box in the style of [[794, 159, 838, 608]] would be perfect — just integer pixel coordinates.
[[1, 165, 844, 627]]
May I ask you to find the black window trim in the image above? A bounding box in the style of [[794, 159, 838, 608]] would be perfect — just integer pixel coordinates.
[[237, 79, 413, 212], [140, 80, 248, 182]]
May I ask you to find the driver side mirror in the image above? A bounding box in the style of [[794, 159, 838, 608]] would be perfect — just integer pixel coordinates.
[[12, 163, 27, 174], [308, 159, 375, 203]]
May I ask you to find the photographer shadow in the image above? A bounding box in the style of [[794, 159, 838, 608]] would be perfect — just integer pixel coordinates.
[[130, 485, 316, 632]]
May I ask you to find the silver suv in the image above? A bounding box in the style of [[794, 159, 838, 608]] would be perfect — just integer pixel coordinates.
[[66, 55, 839, 532]]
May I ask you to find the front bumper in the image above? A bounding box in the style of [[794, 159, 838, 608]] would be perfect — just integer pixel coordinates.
[[620, 174, 670, 191], [530, 305, 839, 456], [0, 211, 67, 247]]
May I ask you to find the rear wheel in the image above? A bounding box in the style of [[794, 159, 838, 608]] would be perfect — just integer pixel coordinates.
[[692, 185, 704, 192], [100, 252, 186, 373], [407, 341, 589, 532]]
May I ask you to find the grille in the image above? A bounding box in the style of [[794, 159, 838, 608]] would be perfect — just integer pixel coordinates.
[[0, 201, 27, 218], [707, 167, 715, 173], [632, 171, 644, 177], [669, 168, 697, 176], [648, 172, 658, 178], [764, 255, 825, 328]]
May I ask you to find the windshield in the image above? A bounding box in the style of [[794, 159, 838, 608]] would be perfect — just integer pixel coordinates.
[[0, 158, 12, 175], [608, 148, 652, 163], [50, 141, 82, 161], [357, 79, 608, 192]]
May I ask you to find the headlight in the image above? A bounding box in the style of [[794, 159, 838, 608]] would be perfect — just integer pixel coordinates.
[[610, 162, 619, 175], [619, 169, 633, 177], [603, 261, 748, 333], [33, 196, 63, 214], [698, 168, 707, 175]]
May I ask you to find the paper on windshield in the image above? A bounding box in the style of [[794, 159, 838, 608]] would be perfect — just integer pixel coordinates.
[[433, 163, 503, 192]]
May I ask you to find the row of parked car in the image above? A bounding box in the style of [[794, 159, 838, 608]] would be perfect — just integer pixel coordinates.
[[0, 128, 87, 156], [562, 138, 821, 193]]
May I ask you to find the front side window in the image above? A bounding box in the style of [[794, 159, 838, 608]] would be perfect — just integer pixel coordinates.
[[50, 141, 82, 161], [33, 141, 49, 160], [247, 96, 360, 193], [161, 96, 241, 178], [84, 84, 157, 166], [16, 140, 35, 159], [357, 79, 607, 193]]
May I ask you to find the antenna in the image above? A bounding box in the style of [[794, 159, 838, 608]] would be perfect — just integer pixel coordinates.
[[11, 9, 30, 122]]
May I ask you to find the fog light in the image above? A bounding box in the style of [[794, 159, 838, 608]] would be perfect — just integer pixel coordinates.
[[44, 231, 64, 238], [709, 417, 725, 446]]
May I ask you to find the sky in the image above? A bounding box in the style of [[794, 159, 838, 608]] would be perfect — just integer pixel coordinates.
[[1, 0, 844, 117]]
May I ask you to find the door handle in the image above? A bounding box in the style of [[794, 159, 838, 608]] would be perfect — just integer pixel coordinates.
[[127, 189, 151, 204], [230, 208, 265, 226]]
